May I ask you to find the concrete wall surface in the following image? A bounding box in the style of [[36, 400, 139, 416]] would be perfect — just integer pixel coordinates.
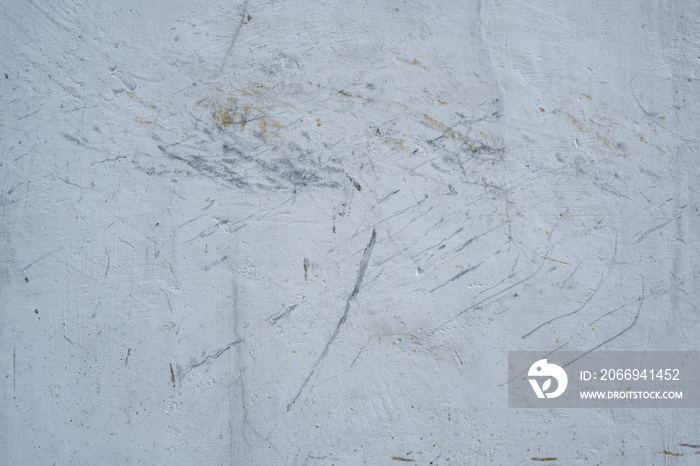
[[1, 0, 698, 464]]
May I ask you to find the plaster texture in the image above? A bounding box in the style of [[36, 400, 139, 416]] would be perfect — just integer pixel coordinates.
[[1, 1, 699, 464]]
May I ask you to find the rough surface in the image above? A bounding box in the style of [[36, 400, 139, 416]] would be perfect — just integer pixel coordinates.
[[1, 0, 699, 464]]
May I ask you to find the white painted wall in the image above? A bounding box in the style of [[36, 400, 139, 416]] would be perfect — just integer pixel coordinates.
[[1, 0, 698, 464]]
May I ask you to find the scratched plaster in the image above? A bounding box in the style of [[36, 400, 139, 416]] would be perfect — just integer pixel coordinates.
[[1, 0, 699, 464]]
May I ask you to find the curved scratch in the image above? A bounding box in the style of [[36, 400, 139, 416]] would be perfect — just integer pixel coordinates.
[[287, 228, 377, 412]]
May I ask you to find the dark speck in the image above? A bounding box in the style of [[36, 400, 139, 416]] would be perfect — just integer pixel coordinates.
[[24, 277, 28, 283], [4, 73, 8, 79], [35, 309, 38, 314]]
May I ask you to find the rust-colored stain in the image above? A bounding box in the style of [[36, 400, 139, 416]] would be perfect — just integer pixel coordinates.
[[257, 119, 280, 133], [566, 112, 585, 131], [663, 450, 682, 456], [539, 107, 545, 112], [213, 107, 234, 126], [389, 101, 499, 156], [396, 56, 427, 69], [383, 136, 404, 148], [210, 84, 282, 134], [537, 256, 570, 265], [316, 118, 321, 127], [566, 112, 630, 157], [126, 91, 157, 109], [339, 90, 363, 99], [422, 113, 492, 155], [437, 99, 448, 105], [423, 113, 459, 138]]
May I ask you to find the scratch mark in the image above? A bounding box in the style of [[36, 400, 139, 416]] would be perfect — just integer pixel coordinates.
[[523, 236, 617, 339], [562, 263, 581, 285], [13, 345, 16, 399], [21, 247, 63, 272], [61, 133, 83, 145], [180, 339, 243, 380], [564, 278, 644, 368], [538, 255, 570, 265], [125, 348, 131, 367], [27, 0, 72, 33], [433, 250, 551, 332], [392, 457, 415, 462], [219, 1, 249, 75], [349, 195, 427, 241], [348, 176, 362, 191], [91, 155, 126, 166], [390, 207, 435, 240], [454, 237, 474, 253], [478, 256, 519, 296], [104, 249, 110, 280], [17, 109, 40, 120], [287, 228, 377, 412], [169, 364, 176, 387], [379, 189, 400, 203], [179, 214, 204, 228], [531, 458, 557, 462], [634, 218, 673, 244], [65, 104, 98, 113], [1, 187, 55, 208], [270, 304, 298, 324], [588, 301, 634, 326], [184, 215, 252, 243], [679, 444, 700, 448], [164, 83, 197, 98], [347, 340, 368, 371], [204, 255, 229, 271], [430, 262, 483, 293]]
